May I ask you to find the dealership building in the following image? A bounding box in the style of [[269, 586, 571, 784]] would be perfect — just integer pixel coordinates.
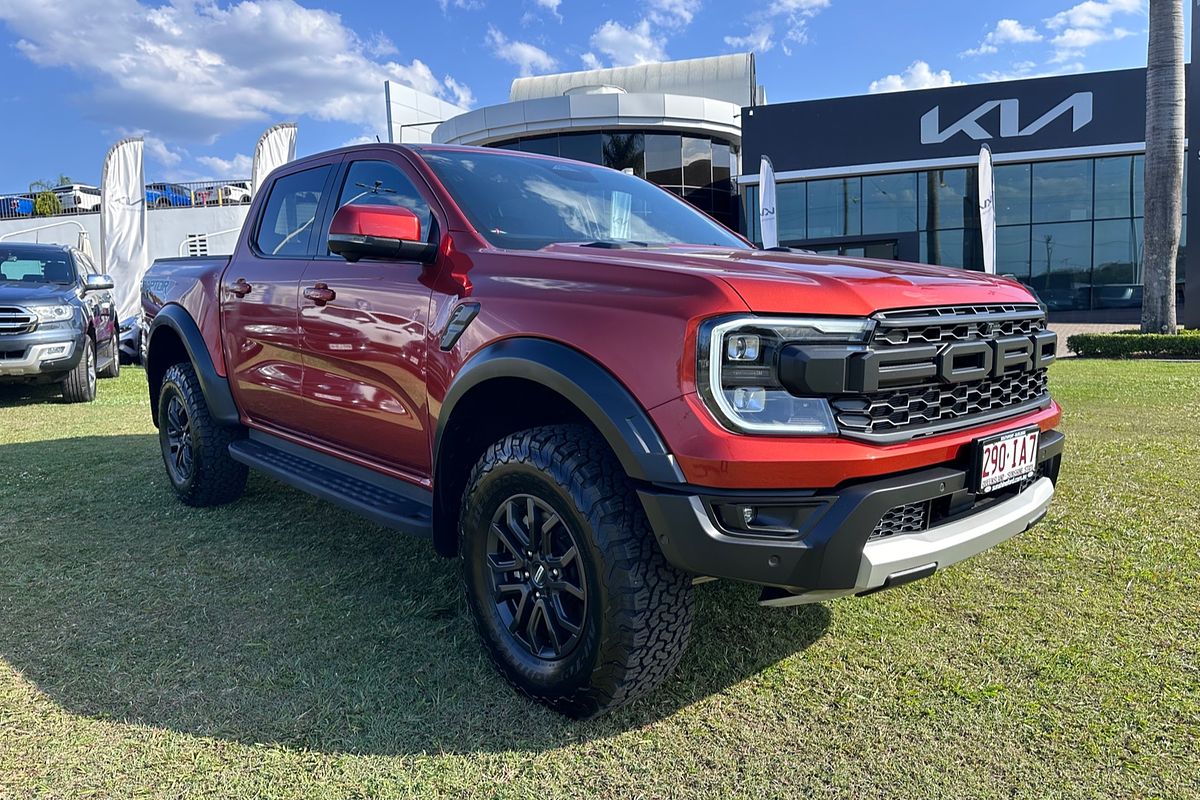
[[398, 53, 1194, 325]]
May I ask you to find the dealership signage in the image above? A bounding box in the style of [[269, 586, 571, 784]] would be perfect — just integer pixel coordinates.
[[919, 92, 1093, 145], [742, 68, 1150, 174]]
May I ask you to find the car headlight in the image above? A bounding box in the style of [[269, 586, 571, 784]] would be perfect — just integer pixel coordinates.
[[697, 315, 874, 435], [29, 305, 74, 322]]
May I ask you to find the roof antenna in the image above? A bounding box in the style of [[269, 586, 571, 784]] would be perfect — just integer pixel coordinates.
[[375, 135, 381, 143]]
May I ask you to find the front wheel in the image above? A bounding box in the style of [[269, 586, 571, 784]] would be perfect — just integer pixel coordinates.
[[157, 362, 248, 506], [460, 424, 694, 719], [60, 339, 96, 403]]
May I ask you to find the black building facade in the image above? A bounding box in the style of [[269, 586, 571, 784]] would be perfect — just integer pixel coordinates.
[[740, 67, 1194, 324]]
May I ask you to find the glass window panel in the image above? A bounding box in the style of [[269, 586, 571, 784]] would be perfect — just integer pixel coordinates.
[[520, 136, 558, 156], [996, 224, 1031, 281], [558, 132, 602, 165], [1094, 156, 1135, 219], [254, 164, 331, 257], [862, 172, 917, 234], [645, 134, 683, 186], [602, 132, 645, 177], [777, 181, 806, 242], [682, 137, 712, 188], [994, 164, 1031, 226], [1092, 218, 1142, 308], [1032, 159, 1092, 222], [684, 188, 714, 213], [919, 168, 976, 231], [1031, 221, 1092, 310], [919, 228, 982, 269], [743, 185, 760, 244], [1133, 154, 1144, 217], [807, 177, 861, 238], [711, 142, 732, 189]]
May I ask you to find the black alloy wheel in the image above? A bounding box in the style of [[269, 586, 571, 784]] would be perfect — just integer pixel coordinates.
[[162, 392, 194, 486], [488, 493, 588, 660]]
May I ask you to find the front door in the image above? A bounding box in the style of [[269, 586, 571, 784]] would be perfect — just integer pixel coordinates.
[[296, 155, 441, 480], [222, 160, 337, 432]]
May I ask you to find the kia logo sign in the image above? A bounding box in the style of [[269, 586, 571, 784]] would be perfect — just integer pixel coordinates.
[[920, 92, 1094, 145]]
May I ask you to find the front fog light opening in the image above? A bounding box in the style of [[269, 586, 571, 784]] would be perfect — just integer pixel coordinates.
[[37, 343, 72, 361]]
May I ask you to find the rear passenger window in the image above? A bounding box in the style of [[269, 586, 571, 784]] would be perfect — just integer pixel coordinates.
[[330, 160, 434, 253], [255, 165, 331, 257]]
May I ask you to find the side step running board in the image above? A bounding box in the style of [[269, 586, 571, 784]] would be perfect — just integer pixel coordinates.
[[228, 438, 433, 538]]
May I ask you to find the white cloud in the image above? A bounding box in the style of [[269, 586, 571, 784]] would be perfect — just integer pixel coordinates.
[[443, 76, 475, 108], [727, 0, 828, 56], [868, 60, 963, 93], [724, 24, 775, 53], [587, 19, 667, 66], [143, 135, 184, 167], [962, 18, 1043, 56], [533, 0, 562, 20], [194, 152, 253, 178], [0, 0, 472, 148], [977, 60, 1085, 82], [437, 0, 484, 11], [485, 25, 557, 76], [1044, 0, 1145, 61], [649, 0, 702, 28]]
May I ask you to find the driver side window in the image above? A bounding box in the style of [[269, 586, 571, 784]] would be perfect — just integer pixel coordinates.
[[329, 160, 433, 255]]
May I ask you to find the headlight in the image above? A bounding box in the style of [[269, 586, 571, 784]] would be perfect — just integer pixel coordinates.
[[698, 315, 873, 435], [29, 305, 73, 322]]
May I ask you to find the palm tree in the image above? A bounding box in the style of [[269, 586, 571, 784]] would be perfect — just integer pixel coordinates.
[[1142, 0, 1184, 333]]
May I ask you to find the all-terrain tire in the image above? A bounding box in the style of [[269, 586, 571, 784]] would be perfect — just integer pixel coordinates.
[[460, 424, 694, 719], [61, 338, 97, 403], [98, 336, 120, 379], [158, 361, 248, 507]]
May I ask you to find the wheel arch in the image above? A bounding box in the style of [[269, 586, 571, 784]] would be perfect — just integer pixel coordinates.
[[145, 304, 239, 428], [431, 337, 684, 556]]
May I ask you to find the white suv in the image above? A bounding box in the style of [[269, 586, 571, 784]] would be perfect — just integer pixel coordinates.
[[53, 184, 101, 214]]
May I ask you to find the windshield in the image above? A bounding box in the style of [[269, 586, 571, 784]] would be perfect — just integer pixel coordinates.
[[419, 149, 749, 251], [0, 249, 75, 284]]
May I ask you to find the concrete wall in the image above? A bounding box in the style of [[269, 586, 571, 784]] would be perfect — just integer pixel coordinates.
[[0, 204, 251, 264]]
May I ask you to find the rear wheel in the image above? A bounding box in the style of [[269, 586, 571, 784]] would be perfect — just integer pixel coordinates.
[[61, 339, 96, 403], [460, 424, 694, 719], [98, 337, 120, 379], [158, 362, 248, 506]]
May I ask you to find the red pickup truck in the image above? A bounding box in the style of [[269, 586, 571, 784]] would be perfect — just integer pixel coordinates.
[[142, 144, 1064, 718]]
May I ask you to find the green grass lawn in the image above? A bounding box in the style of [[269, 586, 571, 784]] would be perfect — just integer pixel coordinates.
[[0, 361, 1197, 799]]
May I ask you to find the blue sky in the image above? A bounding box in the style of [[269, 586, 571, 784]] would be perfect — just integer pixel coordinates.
[[0, 0, 1171, 189]]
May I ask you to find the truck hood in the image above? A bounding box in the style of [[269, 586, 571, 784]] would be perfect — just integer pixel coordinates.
[[0, 281, 76, 305], [540, 245, 1037, 315]]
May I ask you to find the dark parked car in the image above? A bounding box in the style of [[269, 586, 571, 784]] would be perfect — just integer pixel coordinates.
[[0, 242, 120, 402]]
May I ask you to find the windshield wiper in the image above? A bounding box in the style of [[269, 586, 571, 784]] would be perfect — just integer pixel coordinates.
[[578, 240, 650, 249]]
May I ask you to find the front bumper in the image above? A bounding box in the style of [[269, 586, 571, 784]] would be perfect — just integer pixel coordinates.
[[638, 430, 1063, 604], [0, 331, 85, 379]]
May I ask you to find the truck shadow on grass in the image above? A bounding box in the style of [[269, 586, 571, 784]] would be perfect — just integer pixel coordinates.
[[0, 381, 71, 407], [0, 433, 830, 755]]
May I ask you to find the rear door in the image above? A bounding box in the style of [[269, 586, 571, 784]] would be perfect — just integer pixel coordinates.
[[222, 158, 339, 432], [295, 153, 442, 479]]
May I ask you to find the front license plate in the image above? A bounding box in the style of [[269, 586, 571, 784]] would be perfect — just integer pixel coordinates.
[[975, 427, 1040, 494]]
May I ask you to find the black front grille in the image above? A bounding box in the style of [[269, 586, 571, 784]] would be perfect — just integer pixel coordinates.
[[870, 501, 930, 540], [0, 306, 35, 335], [833, 370, 1049, 436], [832, 304, 1052, 441], [0, 348, 25, 360]]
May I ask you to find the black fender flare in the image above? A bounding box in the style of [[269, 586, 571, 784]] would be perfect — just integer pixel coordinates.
[[146, 304, 240, 426], [435, 337, 685, 487]]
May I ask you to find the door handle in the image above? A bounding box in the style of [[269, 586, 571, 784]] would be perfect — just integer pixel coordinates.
[[304, 283, 336, 306], [229, 278, 252, 298]]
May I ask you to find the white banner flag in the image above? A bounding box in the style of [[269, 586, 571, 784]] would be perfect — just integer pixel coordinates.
[[759, 155, 778, 249], [100, 137, 148, 322], [251, 122, 298, 198], [979, 144, 996, 274]]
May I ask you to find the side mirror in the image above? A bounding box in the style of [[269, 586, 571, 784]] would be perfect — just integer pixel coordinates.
[[328, 204, 437, 264], [85, 274, 115, 291]]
